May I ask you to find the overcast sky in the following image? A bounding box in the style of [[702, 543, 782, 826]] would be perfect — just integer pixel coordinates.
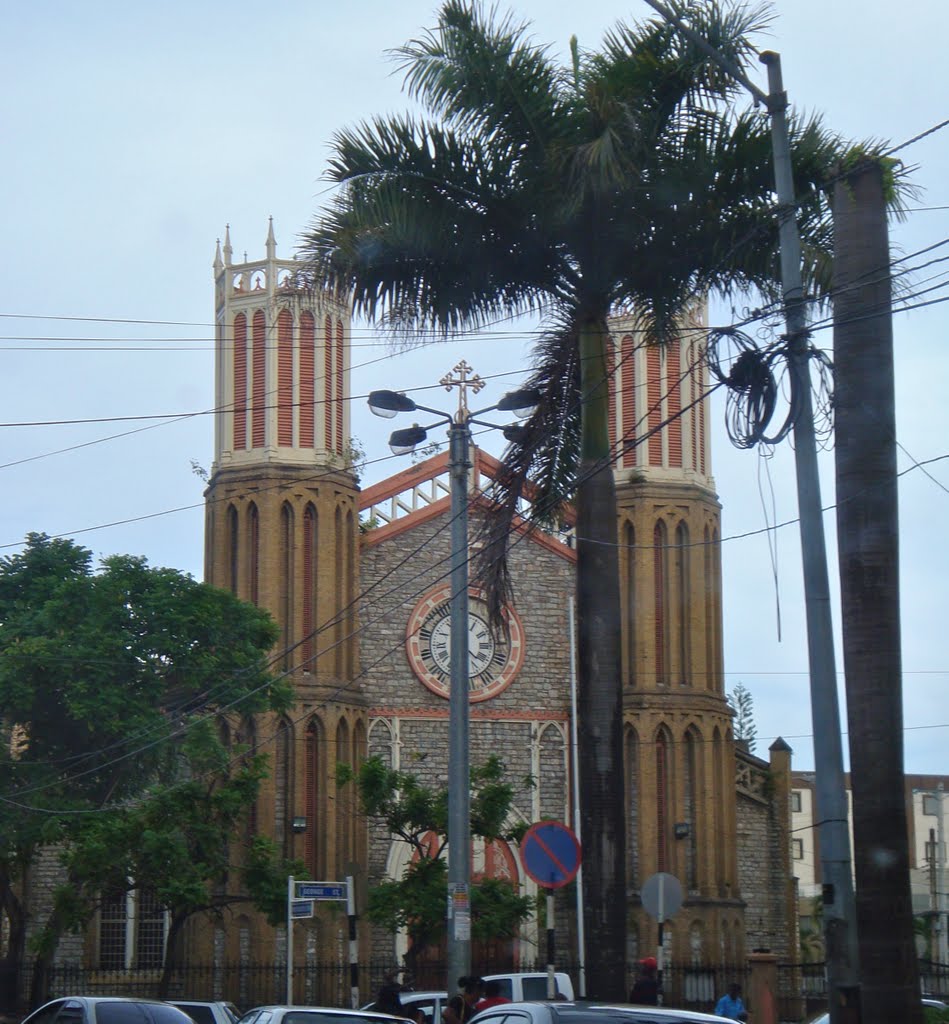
[[3, 1, 947, 782]]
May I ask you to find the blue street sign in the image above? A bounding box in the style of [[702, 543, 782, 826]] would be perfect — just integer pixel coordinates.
[[295, 881, 347, 901], [519, 821, 582, 889], [291, 900, 314, 918]]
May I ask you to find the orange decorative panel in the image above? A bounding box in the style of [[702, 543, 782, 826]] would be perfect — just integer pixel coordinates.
[[647, 346, 662, 466], [233, 314, 247, 450], [621, 335, 636, 467], [668, 338, 682, 468], [251, 310, 266, 448], [324, 316, 333, 451], [277, 310, 293, 446], [335, 320, 345, 455], [300, 312, 315, 448]]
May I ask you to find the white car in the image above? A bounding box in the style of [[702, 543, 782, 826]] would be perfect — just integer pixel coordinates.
[[236, 1007, 413, 1024], [374, 972, 577, 1023], [469, 1002, 737, 1024], [806, 998, 946, 1024], [169, 1001, 240, 1024], [22, 997, 197, 1024]]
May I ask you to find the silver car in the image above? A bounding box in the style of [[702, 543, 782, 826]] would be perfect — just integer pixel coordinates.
[[22, 998, 197, 1024], [470, 1002, 737, 1024]]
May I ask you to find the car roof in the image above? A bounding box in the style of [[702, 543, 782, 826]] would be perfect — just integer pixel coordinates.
[[244, 1009, 411, 1021], [472, 1003, 733, 1024]]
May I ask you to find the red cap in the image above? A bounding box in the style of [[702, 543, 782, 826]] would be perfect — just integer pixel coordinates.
[[640, 957, 658, 970]]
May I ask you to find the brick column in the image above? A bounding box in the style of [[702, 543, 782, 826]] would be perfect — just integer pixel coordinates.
[[746, 952, 779, 1024]]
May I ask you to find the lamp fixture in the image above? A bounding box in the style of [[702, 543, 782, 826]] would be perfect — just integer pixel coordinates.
[[496, 387, 541, 419], [369, 390, 418, 419], [389, 424, 429, 455]]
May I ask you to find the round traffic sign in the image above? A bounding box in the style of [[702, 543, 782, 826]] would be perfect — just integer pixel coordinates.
[[519, 821, 582, 889], [640, 871, 683, 921]]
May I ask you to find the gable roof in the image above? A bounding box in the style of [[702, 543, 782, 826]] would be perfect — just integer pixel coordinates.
[[359, 447, 576, 562]]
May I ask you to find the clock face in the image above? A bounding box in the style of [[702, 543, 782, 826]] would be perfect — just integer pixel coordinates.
[[406, 584, 525, 702]]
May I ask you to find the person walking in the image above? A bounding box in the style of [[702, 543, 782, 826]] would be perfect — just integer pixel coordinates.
[[443, 976, 482, 1024], [375, 972, 404, 1016], [628, 958, 659, 1005], [476, 980, 511, 1012], [714, 982, 747, 1021]]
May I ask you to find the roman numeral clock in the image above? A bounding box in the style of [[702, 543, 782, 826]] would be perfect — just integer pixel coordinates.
[[406, 584, 525, 701]]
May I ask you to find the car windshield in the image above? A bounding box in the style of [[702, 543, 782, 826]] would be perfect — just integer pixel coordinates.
[[283, 1015, 401, 1024]]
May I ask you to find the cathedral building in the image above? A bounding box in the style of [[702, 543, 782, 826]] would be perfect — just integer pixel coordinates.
[[195, 224, 796, 991]]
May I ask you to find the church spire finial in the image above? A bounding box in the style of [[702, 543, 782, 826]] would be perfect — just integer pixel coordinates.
[[213, 238, 223, 273], [223, 224, 233, 267], [266, 216, 276, 260]]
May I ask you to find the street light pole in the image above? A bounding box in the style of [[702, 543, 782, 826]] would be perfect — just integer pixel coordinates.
[[447, 415, 473, 987], [368, 366, 539, 995]]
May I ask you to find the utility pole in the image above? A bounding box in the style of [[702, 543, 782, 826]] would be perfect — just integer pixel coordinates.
[[938, 786, 948, 965], [639, 6, 860, 1021]]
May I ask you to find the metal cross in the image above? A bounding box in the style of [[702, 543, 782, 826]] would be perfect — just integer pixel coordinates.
[[440, 360, 485, 422]]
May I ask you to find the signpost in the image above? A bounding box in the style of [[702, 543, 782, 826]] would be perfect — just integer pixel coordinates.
[[286, 877, 351, 1004], [520, 823, 582, 998], [640, 872, 683, 1006]]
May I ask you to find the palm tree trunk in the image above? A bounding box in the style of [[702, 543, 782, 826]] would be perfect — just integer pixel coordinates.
[[575, 318, 626, 1000], [833, 161, 922, 1024]]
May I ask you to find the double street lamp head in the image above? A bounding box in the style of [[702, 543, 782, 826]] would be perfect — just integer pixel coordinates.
[[370, 384, 540, 456]]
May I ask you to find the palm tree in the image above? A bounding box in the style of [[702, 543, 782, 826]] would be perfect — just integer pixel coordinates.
[[301, 0, 844, 998], [833, 160, 923, 1024]]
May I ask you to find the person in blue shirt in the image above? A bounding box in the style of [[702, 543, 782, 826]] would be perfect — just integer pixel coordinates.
[[715, 982, 747, 1021]]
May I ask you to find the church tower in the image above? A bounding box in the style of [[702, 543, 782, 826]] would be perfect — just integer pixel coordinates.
[[203, 223, 367, 970], [609, 306, 743, 965]]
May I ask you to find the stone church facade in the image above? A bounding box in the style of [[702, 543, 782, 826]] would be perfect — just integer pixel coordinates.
[[11, 225, 795, 1000], [191, 224, 799, 980]]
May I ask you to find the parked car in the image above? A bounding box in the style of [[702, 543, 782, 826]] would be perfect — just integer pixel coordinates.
[[169, 1002, 240, 1024], [806, 998, 946, 1024], [21, 997, 197, 1024], [469, 1002, 736, 1024], [236, 1007, 412, 1024], [368, 972, 577, 1023]]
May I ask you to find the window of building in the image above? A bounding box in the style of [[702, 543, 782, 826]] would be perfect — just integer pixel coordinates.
[[98, 887, 167, 969], [792, 838, 804, 860], [790, 791, 802, 813], [922, 793, 939, 816]]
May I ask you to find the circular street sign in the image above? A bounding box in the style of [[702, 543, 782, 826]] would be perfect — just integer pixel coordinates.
[[519, 821, 582, 889], [640, 871, 684, 922]]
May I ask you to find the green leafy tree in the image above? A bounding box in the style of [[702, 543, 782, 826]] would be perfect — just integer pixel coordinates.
[[337, 754, 532, 975], [301, 1, 857, 995], [727, 682, 757, 752], [799, 894, 825, 964], [0, 534, 295, 1008]]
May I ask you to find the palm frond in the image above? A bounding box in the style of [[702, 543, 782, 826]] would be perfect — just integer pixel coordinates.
[[300, 115, 565, 336], [475, 319, 581, 627], [391, 0, 571, 159]]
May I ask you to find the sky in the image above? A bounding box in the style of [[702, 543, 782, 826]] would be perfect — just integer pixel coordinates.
[[2, 0, 948, 777]]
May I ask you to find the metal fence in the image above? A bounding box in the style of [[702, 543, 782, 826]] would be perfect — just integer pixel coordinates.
[[4, 958, 946, 1022]]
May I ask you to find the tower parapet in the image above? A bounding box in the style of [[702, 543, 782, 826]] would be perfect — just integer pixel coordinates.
[[607, 302, 713, 491], [211, 220, 351, 474]]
